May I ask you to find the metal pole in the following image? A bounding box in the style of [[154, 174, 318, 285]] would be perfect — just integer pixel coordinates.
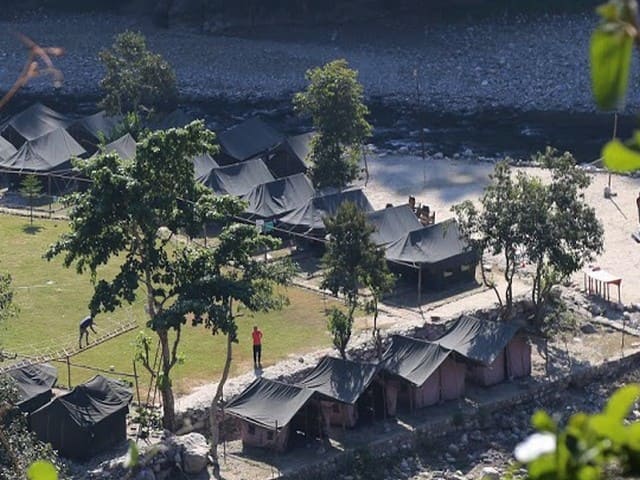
[[609, 113, 618, 189], [417, 265, 422, 306], [66, 356, 71, 389], [133, 360, 141, 405], [414, 69, 426, 186]]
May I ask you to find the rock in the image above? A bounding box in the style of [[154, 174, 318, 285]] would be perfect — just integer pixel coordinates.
[[470, 430, 483, 442], [448, 443, 460, 454], [172, 433, 209, 474], [480, 467, 500, 480], [400, 458, 410, 471], [580, 323, 597, 334], [134, 469, 156, 480]]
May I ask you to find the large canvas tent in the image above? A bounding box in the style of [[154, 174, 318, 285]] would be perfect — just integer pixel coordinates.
[[192, 152, 219, 183], [1, 103, 73, 148], [385, 219, 478, 290], [296, 356, 381, 428], [7, 363, 57, 414], [436, 315, 530, 386], [381, 335, 465, 415], [0, 128, 86, 173], [261, 132, 314, 178], [217, 117, 284, 165], [226, 378, 324, 452], [67, 111, 119, 152], [203, 158, 275, 196], [102, 133, 137, 161], [241, 173, 315, 220], [278, 188, 374, 238], [30, 375, 133, 459], [0, 136, 17, 161], [367, 205, 422, 247]]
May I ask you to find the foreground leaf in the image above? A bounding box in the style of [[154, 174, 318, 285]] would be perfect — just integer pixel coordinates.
[[590, 28, 633, 110], [27, 461, 58, 480], [603, 139, 640, 172]]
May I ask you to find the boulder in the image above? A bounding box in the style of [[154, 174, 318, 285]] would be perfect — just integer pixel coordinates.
[[172, 433, 209, 474], [580, 323, 597, 334], [480, 467, 500, 480]]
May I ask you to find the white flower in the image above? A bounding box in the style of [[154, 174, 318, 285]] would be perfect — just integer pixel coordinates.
[[514, 432, 556, 463]]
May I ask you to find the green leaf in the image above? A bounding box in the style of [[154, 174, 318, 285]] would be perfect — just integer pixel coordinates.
[[605, 384, 640, 421], [596, 2, 620, 22], [125, 440, 139, 468], [590, 27, 633, 110], [27, 461, 58, 480], [527, 453, 557, 480], [577, 465, 600, 480], [603, 139, 640, 172], [532, 410, 557, 433]]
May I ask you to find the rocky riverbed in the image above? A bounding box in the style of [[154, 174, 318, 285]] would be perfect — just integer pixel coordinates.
[[0, 9, 632, 114]]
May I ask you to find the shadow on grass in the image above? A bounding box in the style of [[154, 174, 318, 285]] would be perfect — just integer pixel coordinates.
[[22, 223, 43, 235]]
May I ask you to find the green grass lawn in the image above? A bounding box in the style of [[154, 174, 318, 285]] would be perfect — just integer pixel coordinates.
[[0, 214, 335, 396]]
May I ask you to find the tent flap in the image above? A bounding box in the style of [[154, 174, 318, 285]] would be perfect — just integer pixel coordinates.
[[204, 158, 275, 196], [219, 117, 284, 163], [242, 173, 315, 219], [381, 335, 452, 386], [367, 205, 423, 247]]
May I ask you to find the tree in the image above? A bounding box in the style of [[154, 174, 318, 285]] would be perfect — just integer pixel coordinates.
[[162, 225, 294, 477], [20, 175, 43, 225], [99, 31, 178, 116], [45, 121, 230, 431], [321, 201, 393, 358], [327, 308, 351, 360], [293, 59, 372, 189]]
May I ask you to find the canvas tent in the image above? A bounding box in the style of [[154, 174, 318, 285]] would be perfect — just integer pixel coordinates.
[[67, 111, 119, 152], [146, 109, 193, 131], [381, 336, 465, 415], [102, 133, 137, 161], [1, 103, 73, 148], [278, 188, 374, 237], [261, 132, 314, 178], [0, 136, 17, 161], [0, 128, 86, 174], [203, 158, 275, 196], [30, 375, 133, 459], [217, 117, 284, 165], [436, 315, 531, 386], [367, 205, 422, 247], [7, 363, 57, 414], [284, 132, 314, 168], [241, 173, 315, 220], [296, 356, 381, 428], [192, 152, 219, 183], [226, 378, 324, 452], [385, 219, 478, 291]]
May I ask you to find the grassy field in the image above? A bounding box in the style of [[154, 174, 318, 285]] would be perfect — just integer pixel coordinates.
[[0, 214, 336, 396]]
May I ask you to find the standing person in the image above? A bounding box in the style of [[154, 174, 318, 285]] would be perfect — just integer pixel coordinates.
[[636, 191, 640, 225], [252, 325, 263, 368], [79, 314, 96, 348]]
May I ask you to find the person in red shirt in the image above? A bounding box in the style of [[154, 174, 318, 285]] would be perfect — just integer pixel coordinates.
[[252, 326, 263, 368]]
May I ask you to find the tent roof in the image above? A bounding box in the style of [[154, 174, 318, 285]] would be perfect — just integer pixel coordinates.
[[204, 158, 275, 196], [381, 335, 452, 386], [436, 315, 522, 365], [2, 103, 72, 144], [296, 356, 379, 404], [192, 152, 219, 183], [0, 128, 86, 172], [226, 377, 314, 429], [384, 219, 474, 266], [219, 117, 284, 162], [35, 375, 132, 428], [285, 132, 315, 166], [242, 173, 315, 218], [0, 136, 17, 161], [7, 363, 57, 406], [147, 109, 193, 131], [103, 133, 137, 161], [367, 205, 422, 247], [279, 188, 374, 233], [70, 111, 119, 141]]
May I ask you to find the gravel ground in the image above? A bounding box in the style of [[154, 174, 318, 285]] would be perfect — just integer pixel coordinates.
[[0, 10, 629, 113]]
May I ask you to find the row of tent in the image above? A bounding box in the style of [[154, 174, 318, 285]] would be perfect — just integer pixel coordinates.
[[5, 364, 132, 459], [225, 315, 531, 452]]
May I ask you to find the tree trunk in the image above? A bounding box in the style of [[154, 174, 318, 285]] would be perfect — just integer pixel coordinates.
[[157, 328, 176, 431], [372, 297, 382, 361], [210, 331, 234, 479]]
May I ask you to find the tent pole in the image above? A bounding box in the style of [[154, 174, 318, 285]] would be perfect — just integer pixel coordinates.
[[133, 360, 141, 406], [66, 356, 71, 389], [417, 265, 422, 306]]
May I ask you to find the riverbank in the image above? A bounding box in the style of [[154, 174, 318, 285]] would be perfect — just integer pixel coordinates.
[[0, 9, 632, 115]]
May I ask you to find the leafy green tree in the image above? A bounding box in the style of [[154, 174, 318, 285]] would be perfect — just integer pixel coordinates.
[[162, 225, 294, 476], [322, 201, 393, 358], [327, 308, 351, 360], [20, 175, 43, 225], [99, 31, 178, 116], [45, 121, 230, 431], [294, 59, 372, 189]]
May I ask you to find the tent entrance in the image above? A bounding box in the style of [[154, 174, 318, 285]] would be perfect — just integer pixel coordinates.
[[287, 401, 324, 450], [356, 380, 386, 425]]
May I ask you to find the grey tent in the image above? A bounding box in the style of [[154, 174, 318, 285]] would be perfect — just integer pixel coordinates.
[[284, 132, 314, 168], [102, 133, 137, 161], [203, 158, 274, 196], [226, 377, 323, 452], [0, 136, 17, 161], [192, 152, 219, 183], [262, 132, 314, 178], [30, 375, 133, 459], [7, 363, 57, 414], [381, 335, 465, 414], [278, 188, 374, 237], [385, 219, 478, 290], [296, 356, 379, 428], [0, 128, 86, 173], [1, 103, 72, 148], [68, 111, 119, 152], [367, 205, 422, 247], [146, 109, 193, 131], [436, 315, 530, 386], [241, 173, 315, 219], [217, 117, 284, 165]]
